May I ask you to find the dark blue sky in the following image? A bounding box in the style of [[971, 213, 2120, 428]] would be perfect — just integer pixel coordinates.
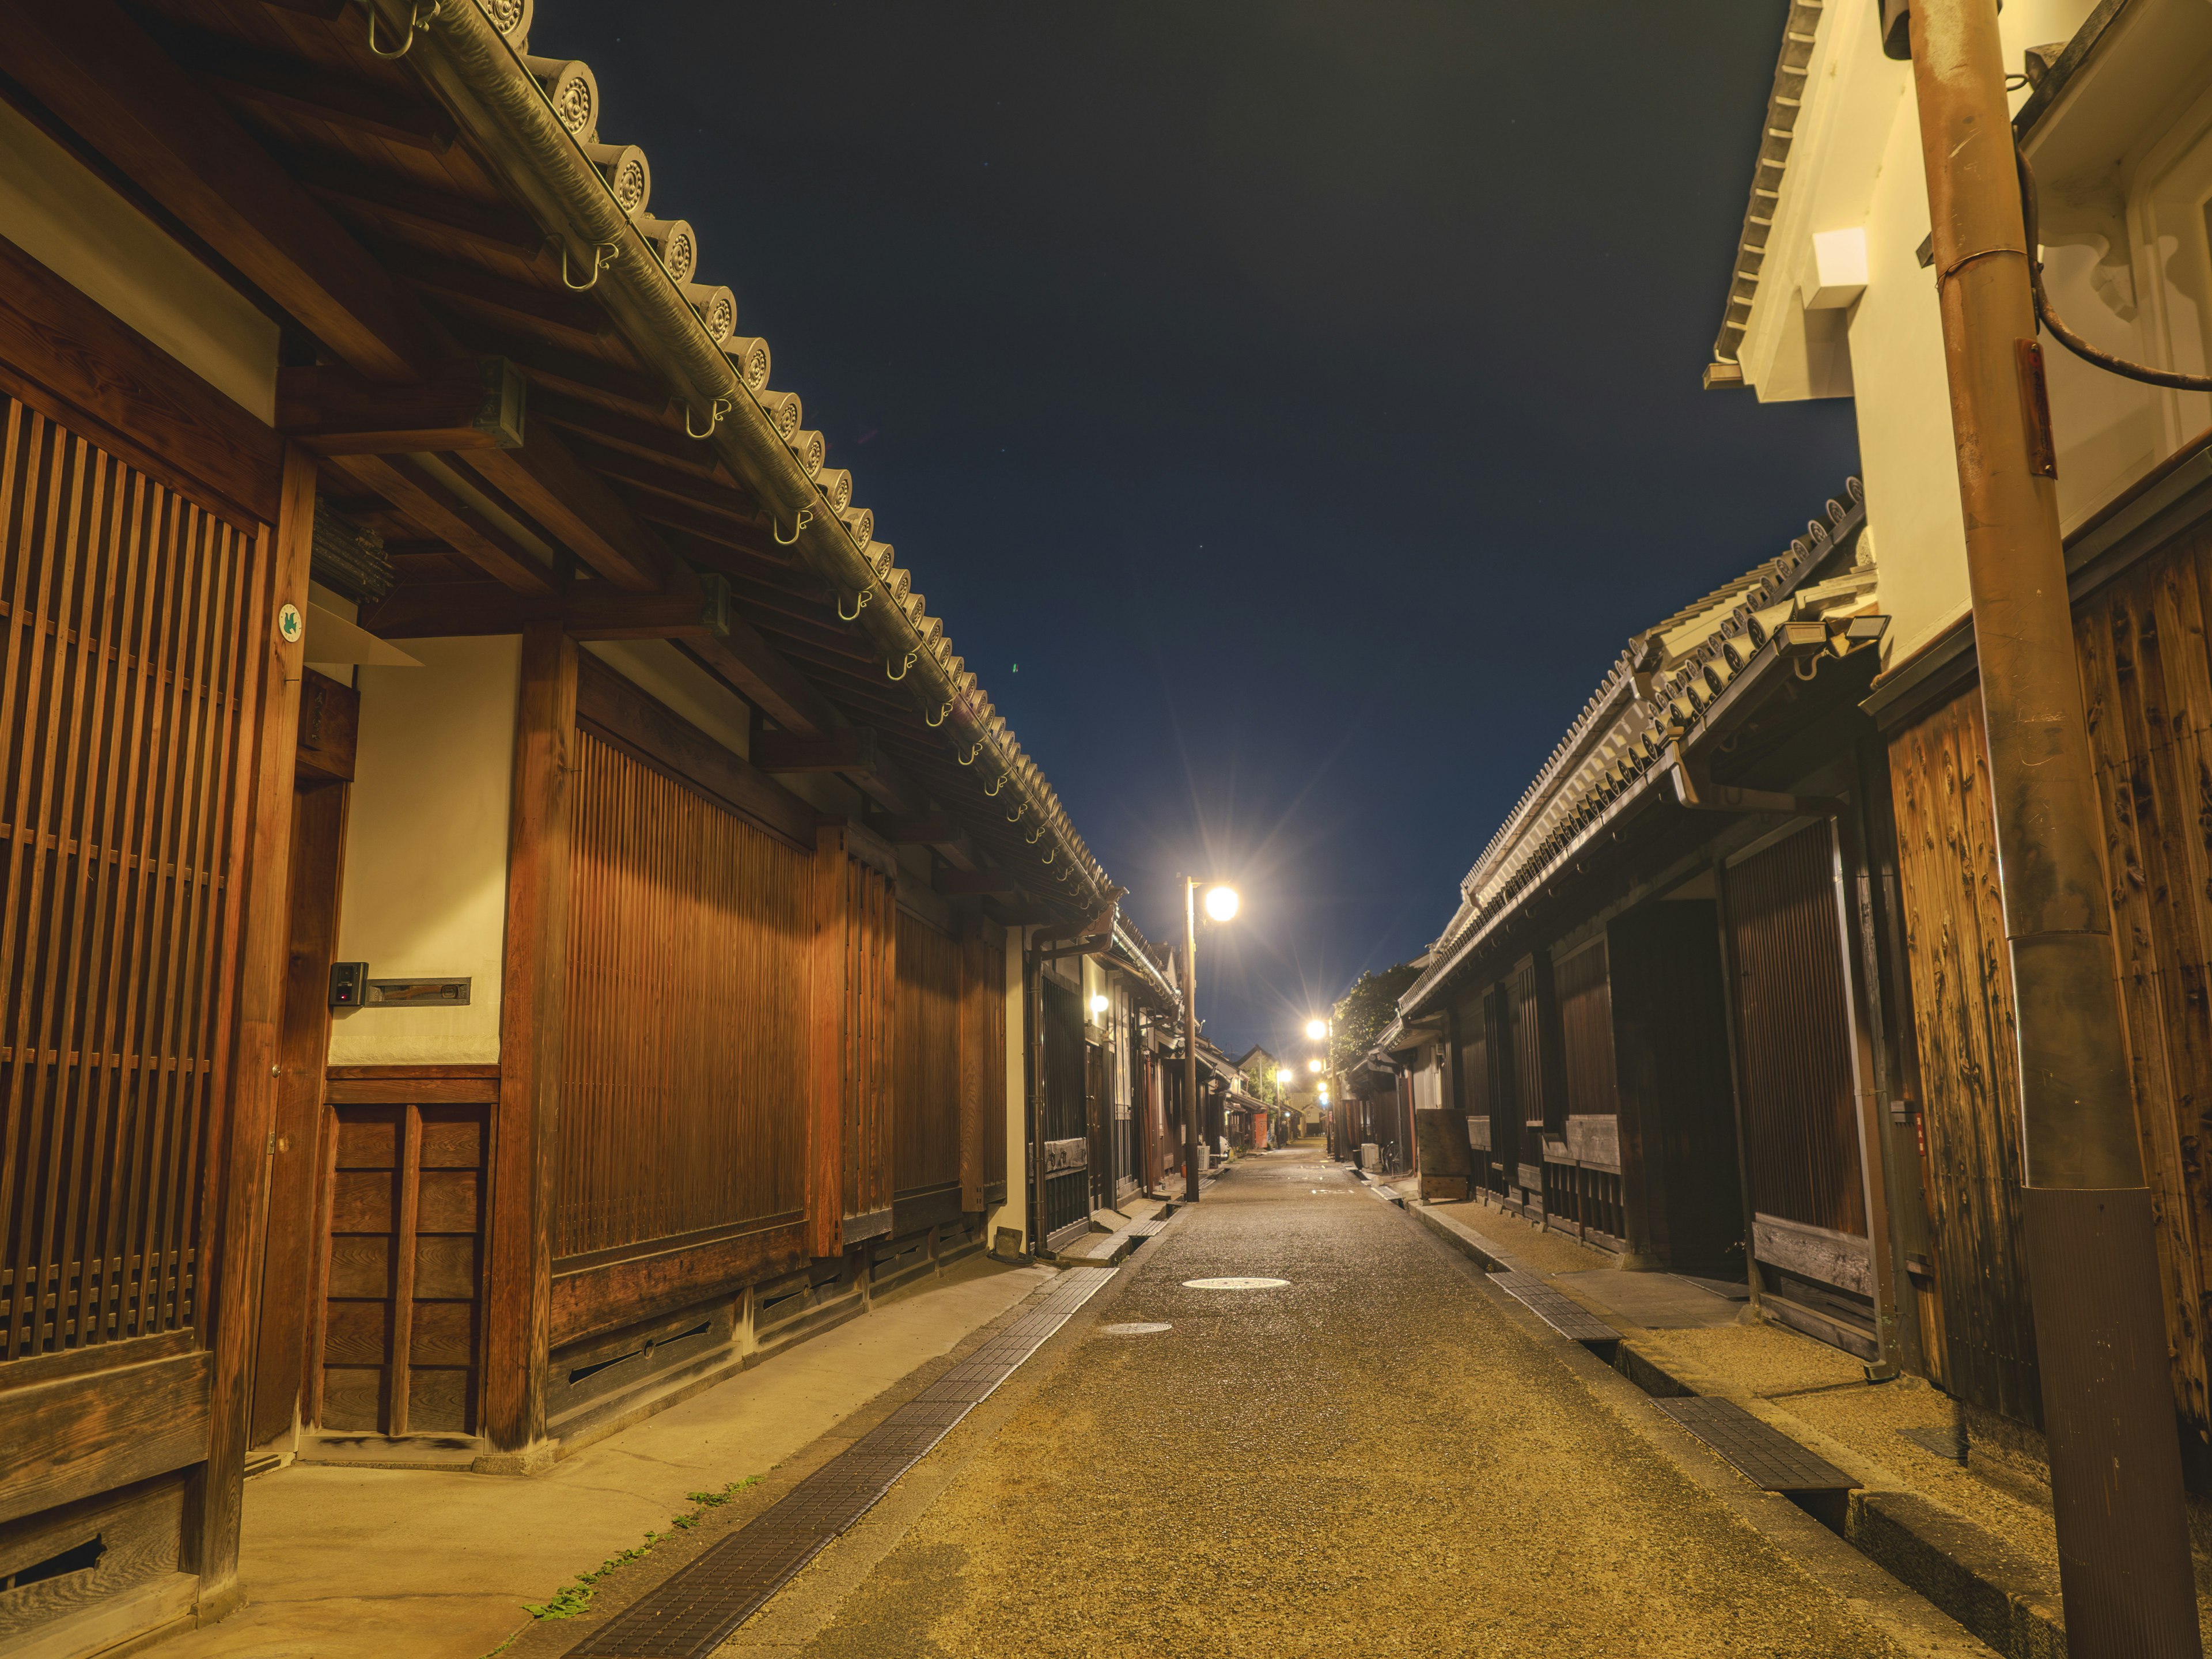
[[558, 2, 1860, 1061]]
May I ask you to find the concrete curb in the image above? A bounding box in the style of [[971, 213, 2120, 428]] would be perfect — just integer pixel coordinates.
[[1408, 1199, 2064, 1659]]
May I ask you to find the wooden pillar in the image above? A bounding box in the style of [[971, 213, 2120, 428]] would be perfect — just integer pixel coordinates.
[[188, 445, 315, 1602], [485, 620, 574, 1456]]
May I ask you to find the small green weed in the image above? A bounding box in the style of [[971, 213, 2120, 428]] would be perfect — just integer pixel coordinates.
[[514, 1476, 763, 1626]]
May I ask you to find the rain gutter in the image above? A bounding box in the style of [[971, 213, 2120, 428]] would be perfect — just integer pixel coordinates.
[[392, 0, 1103, 912]]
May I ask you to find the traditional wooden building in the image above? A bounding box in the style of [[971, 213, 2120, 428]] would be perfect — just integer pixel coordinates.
[[0, 3, 1176, 1653], [1708, 0, 2212, 1486], [1388, 486, 1899, 1357]]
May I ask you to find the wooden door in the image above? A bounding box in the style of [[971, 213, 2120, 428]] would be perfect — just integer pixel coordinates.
[[1726, 822, 1874, 1320], [1085, 1040, 1111, 1212], [892, 908, 960, 1230], [315, 1094, 490, 1435]]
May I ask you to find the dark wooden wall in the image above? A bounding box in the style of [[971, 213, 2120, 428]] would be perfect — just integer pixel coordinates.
[[1555, 938, 1618, 1123], [558, 729, 810, 1264], [1725, 824, 1866, 1237], [893, 908, 960, 1206], [1608, 900, 1743, 1272]]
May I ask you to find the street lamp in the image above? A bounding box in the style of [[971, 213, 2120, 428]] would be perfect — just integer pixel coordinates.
[[1304, 1018, 1326, 1041], [1181, 877, 1240, 1203], [1308, 1058, 1323, 1074]]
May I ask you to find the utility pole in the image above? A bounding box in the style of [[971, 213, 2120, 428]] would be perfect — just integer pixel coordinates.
[[1180, 877, 1201, 1203], [1903, 3, 2199, 1652]]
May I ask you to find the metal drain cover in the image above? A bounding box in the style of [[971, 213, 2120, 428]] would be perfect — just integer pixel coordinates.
[[1183, 1277, 1289, 1290], [1101, 1322, 1172, 1335]]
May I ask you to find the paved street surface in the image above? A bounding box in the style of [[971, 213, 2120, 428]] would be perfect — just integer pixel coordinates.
[[744, 1145, 1966, 1658]]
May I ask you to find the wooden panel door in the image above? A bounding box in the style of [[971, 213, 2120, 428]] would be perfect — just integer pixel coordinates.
[[892, 910, 960, 1225], [316, 1100, 488, 1435], [1037, 979, 1088, 1249]]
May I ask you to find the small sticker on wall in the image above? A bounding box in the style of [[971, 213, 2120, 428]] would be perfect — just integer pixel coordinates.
[[277, 603, 304, 644]]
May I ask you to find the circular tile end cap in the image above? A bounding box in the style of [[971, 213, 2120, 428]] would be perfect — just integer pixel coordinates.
[[1182, 1277, 1289, 1290]]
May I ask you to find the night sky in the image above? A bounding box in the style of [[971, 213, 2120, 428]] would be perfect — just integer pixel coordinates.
[[558, 2, 1861, 1060]]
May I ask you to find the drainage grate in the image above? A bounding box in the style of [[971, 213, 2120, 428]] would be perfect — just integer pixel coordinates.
[[1488, 1272, 1620, 1349], [1653, 1396, 1860, 1493], [566, 1266, 1119, 1657]]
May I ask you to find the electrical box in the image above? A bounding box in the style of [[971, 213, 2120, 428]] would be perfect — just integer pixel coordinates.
[[329, 961, 367, 1008]]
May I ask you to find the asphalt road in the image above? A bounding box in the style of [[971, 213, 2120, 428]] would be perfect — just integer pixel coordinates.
[[771, 1146, 1924, 1658]]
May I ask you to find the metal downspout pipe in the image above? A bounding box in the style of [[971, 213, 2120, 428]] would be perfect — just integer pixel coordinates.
[[1904, 2, 2199, 1652], [392, 0, 1105, 914]]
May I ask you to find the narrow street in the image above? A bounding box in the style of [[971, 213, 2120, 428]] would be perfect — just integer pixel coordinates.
[[533, 1146, 1981, 1659]]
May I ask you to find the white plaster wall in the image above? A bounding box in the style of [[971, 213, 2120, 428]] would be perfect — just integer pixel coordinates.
[[1849, 97, 1975, 668], [328, 636, 522, 1065], [0, 99, 277, 421]]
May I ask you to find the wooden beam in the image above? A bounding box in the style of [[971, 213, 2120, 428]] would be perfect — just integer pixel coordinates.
[[755, 728, 876, 774], [359, 575, 730, 639], [0, 0, 429, 381], [679, 609, 837, 735], [487, 622, 574, 1455], [333, 452, 555, 595], [293, 151, 546, 259], [385, 245, 611, 340], [884, 815, 980, 872], [937, 868, 1023, 897], [460, 423, 665, 592], [278, 357, 524, 455], [149, 20, 457, 152]]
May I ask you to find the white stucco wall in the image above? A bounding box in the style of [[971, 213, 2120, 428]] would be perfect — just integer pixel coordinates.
[[0, 97, 277, 421], [327, 636, 522, 1065], [988, 926, 1029, 1250]]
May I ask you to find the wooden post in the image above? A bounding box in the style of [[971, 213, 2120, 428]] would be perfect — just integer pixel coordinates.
[[187, 444, 313, 1604], [485, 620, 574, 1458], [807, 826, 849, 1260], [957, 925, 985, 1214]]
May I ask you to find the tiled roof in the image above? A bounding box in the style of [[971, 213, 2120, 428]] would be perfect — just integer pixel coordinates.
[[1419, 479, 1870, 988]]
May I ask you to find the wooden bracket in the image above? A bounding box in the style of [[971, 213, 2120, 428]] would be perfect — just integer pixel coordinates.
[[279, 357, 524, 454]]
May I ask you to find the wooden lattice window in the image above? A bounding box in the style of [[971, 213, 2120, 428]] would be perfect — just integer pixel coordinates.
[[1, 402, 271, 1365]]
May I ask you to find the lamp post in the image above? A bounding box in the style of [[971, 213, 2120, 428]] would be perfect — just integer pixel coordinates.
[[1306, 1016, 1337, 1159], [1181, 878, 1238, 1203]]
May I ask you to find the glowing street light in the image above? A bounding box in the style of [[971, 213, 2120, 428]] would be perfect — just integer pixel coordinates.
[[1304, 1017, 1327, 1041], [1181, 876, 1242, 1203], [1308, 1057, 1324, 1074], [1088, 993, 1109, 1017]]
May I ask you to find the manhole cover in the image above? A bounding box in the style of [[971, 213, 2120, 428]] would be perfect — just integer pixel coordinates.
[[1183, 1277, 1289, 1290], [1102, 1322, 1172, 1336]]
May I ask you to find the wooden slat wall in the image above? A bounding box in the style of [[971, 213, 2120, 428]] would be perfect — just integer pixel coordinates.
[[840, 857, 895, 1227], [959, 921, 1006, 1209], [1887, 692, 2037, 1421], [1555, 938, 1618, 1122], [1, 400, 269, 1373], [557, 729, 809, 1265], [893, 909, 960, 1202], [1726, 824, 1868, 1238]]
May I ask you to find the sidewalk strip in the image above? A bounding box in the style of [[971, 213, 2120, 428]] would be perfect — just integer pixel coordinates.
[[1653, 1397, 1860, 1494], [564, 1266, 1122, 1658]]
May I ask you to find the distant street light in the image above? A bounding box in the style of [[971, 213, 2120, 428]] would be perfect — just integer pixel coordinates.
[[1308, 1058, 1324, 1074], [1304, 1017, 1327, 1041], [1275, 1067, 1291, 1085], [1181, 877, 1242, 1203]]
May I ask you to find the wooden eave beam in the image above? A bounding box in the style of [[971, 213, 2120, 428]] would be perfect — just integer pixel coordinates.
[[533, 392, 726, 479], [0, 0, 430, 381], [460, 424, 667, 593], [291, 152, 546, 260], [937, 868, 1021, 898], [676, 609, 836, 735], [471, 333, 674, 422], [388, 247, 611, 342], [333, 452, 553, 594], [754, 729, 877, 774], [279, 357, 524, 454], [883, 815, 982, 873], [361, 577, 727, 639], [147, 22, 459, 153]]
